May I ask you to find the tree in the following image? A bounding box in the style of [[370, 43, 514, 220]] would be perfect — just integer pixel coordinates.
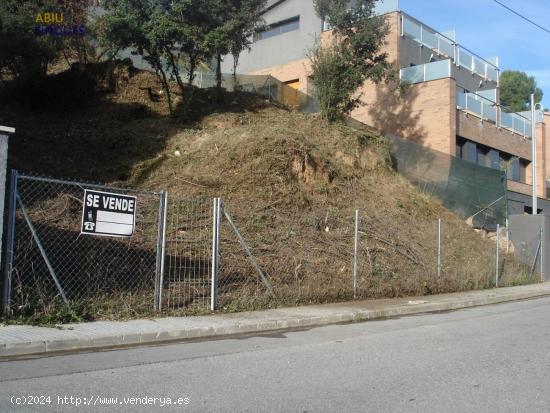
[[499, 70, 543, 112], [170, 0, 211, 87], [100, 0, 178, 113], [0, 0, 63, 91], [311, 0, 391, 121], [201, 0, 265, 92], [227, 0, 266, 83]]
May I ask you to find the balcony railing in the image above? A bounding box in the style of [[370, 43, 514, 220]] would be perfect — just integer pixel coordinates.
[[400, 59, 452, 84], [455, 90, 542, 139], [402, 14, 499, 84]]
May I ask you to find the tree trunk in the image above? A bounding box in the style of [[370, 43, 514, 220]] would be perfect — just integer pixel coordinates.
[[166, 49, 186, 96], [216, 53, 222, 90], [154, 61, 173, 115], [187, 52, 198, 87], [232, 53, 239, 87]]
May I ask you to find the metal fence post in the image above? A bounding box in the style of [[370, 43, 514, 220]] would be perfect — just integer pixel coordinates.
[[353, 210, 359, 299], [540, 227, 544, 282], [2, 170, 17, 316], [210, 198, 221, 311], [437, 219, 442, 279], [154, 190, 168, 311], [506, 218, 509, 254], [0, 127, 14, 274], [495, 223, 500, 287]]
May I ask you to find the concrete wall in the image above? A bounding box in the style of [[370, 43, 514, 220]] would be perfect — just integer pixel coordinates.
[[221, 0, 322, 75], [507, 190, 550, 217]]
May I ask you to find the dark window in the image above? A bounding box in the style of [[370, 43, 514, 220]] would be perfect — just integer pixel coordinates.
[[464, 141, 477, 163], [477, 146, 490, 168], [256, 16, 300, 41], [509, 157, 520, 182], [488, 149, 500, 170]]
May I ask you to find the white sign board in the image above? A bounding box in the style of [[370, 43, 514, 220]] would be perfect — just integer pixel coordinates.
[[81, 190, 137, 237]]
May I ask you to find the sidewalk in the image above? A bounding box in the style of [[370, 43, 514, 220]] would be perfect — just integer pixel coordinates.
[[2, 282, 550, 359]]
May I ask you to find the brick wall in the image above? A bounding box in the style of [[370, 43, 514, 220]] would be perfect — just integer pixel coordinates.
[[352, 77, 457, 154]]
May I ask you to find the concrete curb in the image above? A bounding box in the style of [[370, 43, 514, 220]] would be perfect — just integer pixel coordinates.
[[2, 282, 550, 358]]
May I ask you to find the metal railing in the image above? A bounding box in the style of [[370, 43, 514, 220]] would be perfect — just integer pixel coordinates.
[[400, 59, 452, 84], [401, 13, 499, 84], [455, 90, 541, 139]]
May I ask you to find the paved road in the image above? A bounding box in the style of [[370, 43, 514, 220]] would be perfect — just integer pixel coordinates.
[[1, 297, 550, 412]]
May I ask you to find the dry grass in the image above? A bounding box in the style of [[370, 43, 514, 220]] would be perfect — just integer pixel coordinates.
[[1, 64, 539, 322]]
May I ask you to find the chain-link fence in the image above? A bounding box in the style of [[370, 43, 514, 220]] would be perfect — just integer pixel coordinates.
[[2, 171, 164, 319], [211, 203, 539, 310], [1, 172, 541, 320]]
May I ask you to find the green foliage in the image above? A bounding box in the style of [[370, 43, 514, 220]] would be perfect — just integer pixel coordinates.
[[311, 44, 362, 121], [311, 0, 390, 121], [100, 0, 266, 108], [500, 70, 543, 112], [202, 0, 266, 89], [100, 0, 179, 113], [226, 0, 266, 80], [0, 0, 63, 89]]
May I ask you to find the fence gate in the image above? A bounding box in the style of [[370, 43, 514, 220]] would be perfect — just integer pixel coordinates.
[[2, 171, 165, 317], [161, 197, 213, 311]]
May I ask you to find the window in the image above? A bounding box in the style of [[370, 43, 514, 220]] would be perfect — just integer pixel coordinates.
[[509, 157, 520, 182], [464, 141, 477, 163], [457, 137, 528, 183], [488, 150, 500, 170], [476, 146, 490, 168], [255, 16, 300, 41]]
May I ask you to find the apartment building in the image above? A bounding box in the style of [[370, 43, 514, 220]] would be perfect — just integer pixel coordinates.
[[222, 0, 549, 215]]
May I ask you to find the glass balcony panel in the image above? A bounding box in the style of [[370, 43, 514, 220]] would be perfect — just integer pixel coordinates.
[[484, 104, 497, 122], [437, 35, 454, 58], [456, 92, 466, 109], [486, 66, 498, 83], [422, 27, 438, 49], [466, 95, 482, 116], [425, 60, 449, 80], [511, 114, 525, 135], [458, 49, 473, 70], [500, 112, 513, 130], [401, 65, 424, 83], [403, 16, 421, 41], [473, 58, 486, 77], [477, 89, 497, 102]]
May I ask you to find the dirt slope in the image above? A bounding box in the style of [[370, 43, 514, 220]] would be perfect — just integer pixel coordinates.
[[1, 66, 533, 314]]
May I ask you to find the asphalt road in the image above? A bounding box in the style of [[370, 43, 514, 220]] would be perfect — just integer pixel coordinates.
[[1, 297, 550, 412]]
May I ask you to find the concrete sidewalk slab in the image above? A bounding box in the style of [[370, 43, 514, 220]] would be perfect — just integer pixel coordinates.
[[2, 282, 550, 359]]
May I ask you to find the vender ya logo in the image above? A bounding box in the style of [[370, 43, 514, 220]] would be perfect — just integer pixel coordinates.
[[34, 12, 86, 37]]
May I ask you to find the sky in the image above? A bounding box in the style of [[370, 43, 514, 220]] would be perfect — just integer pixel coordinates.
[[399, 0, 550, 108]]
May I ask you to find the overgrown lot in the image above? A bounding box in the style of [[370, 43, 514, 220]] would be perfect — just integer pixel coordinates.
[[0, 64, 536, 324]]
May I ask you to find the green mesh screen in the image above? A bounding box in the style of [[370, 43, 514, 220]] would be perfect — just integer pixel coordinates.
[[387, 133, 507, 228]]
